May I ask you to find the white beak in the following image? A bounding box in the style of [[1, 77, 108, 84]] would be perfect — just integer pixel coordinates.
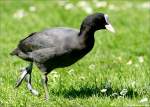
[[105, 24, 115, 33]]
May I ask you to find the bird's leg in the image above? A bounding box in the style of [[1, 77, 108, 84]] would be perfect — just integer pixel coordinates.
[[15, 63, 39, 96], [41, 73, 49, 100], [25, 63, 39, 96], [15, 63, 33, 88], [15, 67, 28, 88]]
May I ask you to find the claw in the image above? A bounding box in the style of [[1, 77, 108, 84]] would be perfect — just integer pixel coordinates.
[[45, 94, 49, 100], [31, 89, 39, 96], [27, 83, 39, 96]]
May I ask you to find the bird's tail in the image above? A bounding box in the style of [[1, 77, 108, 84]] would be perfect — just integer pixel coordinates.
[[10, 48, 20, 56]]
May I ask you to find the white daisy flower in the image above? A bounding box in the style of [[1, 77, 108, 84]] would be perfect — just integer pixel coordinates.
[[127, 60, 132, 65], [140, 97, 148, 103], [101, 88, 107, 93], [77, 1, 93, 14], [88, 64, 96, 70], [13, 9, 26, 19], [138, 56, 144, 63], [29, 6, 36, 12], [94, 1, 107, 8], [131, 81, 136, 87], [68, 68, 75, 75], [117, 56, 122, 61], [77, 1, 88, 8], [64, 3, 74, 10], [84, 6, 93, 14], [57, 0, 67, 6], [108, 4, 118, 11], [139, 2, 150, 9], [120, 89, 128, 96]]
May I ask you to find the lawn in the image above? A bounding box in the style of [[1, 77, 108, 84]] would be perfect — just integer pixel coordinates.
[[0, 0, 150, 106]]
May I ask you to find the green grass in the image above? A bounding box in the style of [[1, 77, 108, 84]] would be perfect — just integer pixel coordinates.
[[0, 0, 150, 106]]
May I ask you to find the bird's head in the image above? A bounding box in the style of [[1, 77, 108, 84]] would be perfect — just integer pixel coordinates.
[[81, 13, 115, 33]]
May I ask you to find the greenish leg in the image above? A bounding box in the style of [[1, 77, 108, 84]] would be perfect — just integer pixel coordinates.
[[41, 74, 49, 100]]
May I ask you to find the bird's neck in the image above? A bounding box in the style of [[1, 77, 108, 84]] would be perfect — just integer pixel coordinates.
[[79, 24, 95, 36], [78, 26, 95, 50]]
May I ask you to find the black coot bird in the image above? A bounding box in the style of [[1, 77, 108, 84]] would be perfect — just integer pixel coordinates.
[[10, 13, 115, 99]]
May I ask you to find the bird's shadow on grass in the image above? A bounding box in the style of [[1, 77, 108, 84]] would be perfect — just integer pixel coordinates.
[[53, 85, 138, 99]]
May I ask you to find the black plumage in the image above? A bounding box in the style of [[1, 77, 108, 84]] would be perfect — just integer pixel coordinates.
[[10, 13, 115, 99]]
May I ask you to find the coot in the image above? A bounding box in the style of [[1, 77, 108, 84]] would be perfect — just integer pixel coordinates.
[[10, 13, 115, 99]]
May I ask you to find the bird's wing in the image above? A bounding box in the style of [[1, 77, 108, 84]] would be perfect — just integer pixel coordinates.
[[18, 32, 58, 52], [29, 47, 70, 63], [18, 28, 79, 53]]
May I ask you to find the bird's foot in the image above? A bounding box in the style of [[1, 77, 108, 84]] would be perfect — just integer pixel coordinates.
[[45, 94, 49, 101], [31, 89, 39, 96]]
